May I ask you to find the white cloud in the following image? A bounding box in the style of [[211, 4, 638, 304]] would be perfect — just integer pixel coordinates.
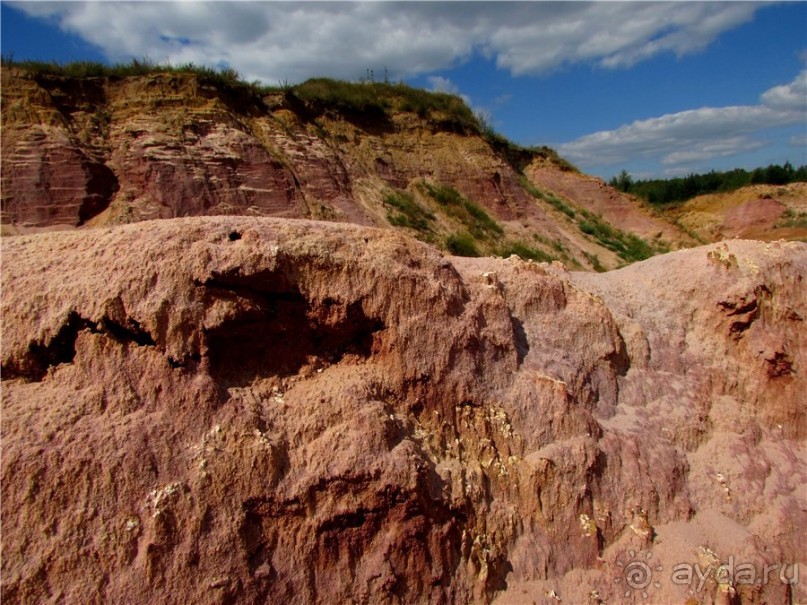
[[558, 71, 807, 169], [427, 75, 472, 105], [12, 1, 793, 176], [9, 1, 766, 83], [660, 137, 766, 166], [761, 70, 807, 112], [489, 2, 761, 74], [597, 3, 760, 69], [427, 76, 460, 95]]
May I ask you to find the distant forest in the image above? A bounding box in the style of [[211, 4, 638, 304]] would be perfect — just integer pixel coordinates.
[[609, 162, 807, 205]]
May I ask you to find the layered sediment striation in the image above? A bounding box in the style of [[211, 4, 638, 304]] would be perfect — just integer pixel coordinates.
[[1, 67, 695, 269]]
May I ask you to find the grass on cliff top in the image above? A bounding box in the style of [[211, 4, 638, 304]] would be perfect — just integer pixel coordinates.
[[1, 56, 278, 94], [292, 77, 479, 132], [484, 123, 579, 173], [2, 57, 577, 172]]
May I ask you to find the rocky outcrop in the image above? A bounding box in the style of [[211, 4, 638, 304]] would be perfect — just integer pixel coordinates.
[[0, 125, 118, 230], [2, 217, 804, 604], [1, 67, 694, 269]]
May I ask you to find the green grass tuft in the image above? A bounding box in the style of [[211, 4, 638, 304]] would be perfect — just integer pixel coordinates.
[[292, 78, 391, 116], [520, 175, 576, 218], [383, 190, 435, 232], [496, 241, 556, 263], [445, 233, 481, 257], [290, 78, 479, 131], [422, 182, 465, 206], [2, 56, 278, 92], [576, 209, 656, 263], [776, 208, 807, 229], [421, 182, 503, 240], [584, 252, 607, 272]]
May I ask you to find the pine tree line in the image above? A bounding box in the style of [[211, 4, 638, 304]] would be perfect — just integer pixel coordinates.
[[610, 162, 807, 205]]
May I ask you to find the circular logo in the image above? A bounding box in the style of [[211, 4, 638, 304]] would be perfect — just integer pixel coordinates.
[[614, 549, 663, 599]]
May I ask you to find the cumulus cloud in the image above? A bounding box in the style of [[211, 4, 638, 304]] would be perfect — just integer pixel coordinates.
[[558, 70, 807, 169], [427, 76, 461, 95], [660, 137, 767, 166], [761, 70, 807, 112], [9, 1, 764, 83], [427, 75, 472, 105], [488, 2, 761, 74]]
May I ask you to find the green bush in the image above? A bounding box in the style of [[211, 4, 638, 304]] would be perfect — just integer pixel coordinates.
[[463, 200, 504, 236], [383, 190, 434, 232], [482, 129, 578, 173], [776, 208, 807, 229], [422, 182, 503, 240], [496, 241, 555, 263], [584, 252, 606, 272], [576, 210, 655, 263], [445, 233, 480, 257], [578, 221, 596, 235], [422, 181, 465, 206], [546, 194, 576, 218], [398, 88, 478, 131]]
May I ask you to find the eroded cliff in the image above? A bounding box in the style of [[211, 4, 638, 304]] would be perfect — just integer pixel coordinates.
[[1, 66, 694, 270]]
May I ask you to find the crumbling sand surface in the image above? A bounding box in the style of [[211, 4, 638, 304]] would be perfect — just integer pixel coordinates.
[[1, 217, 804, 604]]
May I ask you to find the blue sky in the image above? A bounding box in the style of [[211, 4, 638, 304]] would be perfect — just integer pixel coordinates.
[[2, 1, 805, 180]]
